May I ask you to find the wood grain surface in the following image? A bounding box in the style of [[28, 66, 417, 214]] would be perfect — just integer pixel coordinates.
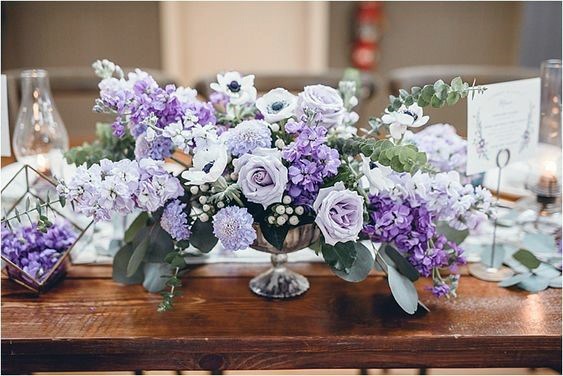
[[2, 263, 561, 373]]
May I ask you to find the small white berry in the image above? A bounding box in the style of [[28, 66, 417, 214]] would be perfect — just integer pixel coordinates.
[[285, 207, 294, 215], [282, 195, 292, 204], [230, 172, 238, 181], [270, 123, 280, 132], [349, 96, 359, 107], [199, 213, 209, 222], [268, 216, 276, 224], [217, 201, 225, 208], [295, 206, 304, 215], [289, 215, 299, 225], [282, 214, 289, 221], [275, 205, 285, 215], [199, 196, 207, 204], [275, 139, 285, 149], [202, 204, 211, 212], [276, 216, 287, 226], [189, 186, 199, 195], [200, 184, 209, 192]]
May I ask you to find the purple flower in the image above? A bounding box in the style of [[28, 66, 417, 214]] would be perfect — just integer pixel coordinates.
[[212, 206, 257, 251], [313, 182, 364, 245], [430, 282, 451, 298], [161, 200, 191, 241], [1, 220, 77, 282], [224, 120, 272, 157]]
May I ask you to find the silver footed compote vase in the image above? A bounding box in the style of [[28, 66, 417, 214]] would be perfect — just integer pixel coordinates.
[[249, 223, 320, 299]]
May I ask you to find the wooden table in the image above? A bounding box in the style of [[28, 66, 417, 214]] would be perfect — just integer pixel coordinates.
[[2, 263, 562, 374]]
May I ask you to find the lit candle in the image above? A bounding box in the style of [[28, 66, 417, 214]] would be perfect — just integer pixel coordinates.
[[35, 153, 50, 174], [538, 159, 558, 193]]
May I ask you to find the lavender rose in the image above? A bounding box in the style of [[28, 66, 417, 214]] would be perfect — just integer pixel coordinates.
[[233, 148, 288, 208], [313, 182, 364, 246], [297, 84, 345, 129]]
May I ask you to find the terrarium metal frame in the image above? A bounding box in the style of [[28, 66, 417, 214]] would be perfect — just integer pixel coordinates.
[[1, 164, 92, 293]]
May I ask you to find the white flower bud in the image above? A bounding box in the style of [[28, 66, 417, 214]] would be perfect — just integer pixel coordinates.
[[282, 195, 292, 204], [275, 205, 285, 215], [276, 215, 287, 226], [275, 139, 285, 149], [282, 214, 289, 221], [217, 201, 225, 208], [270, 123, 280, 132], [202, 204, 211, 212], [199, 213, 209, 222], [190, 186, 199, 195], [200, 184, 209, 192], [285, 206, 294, 215], [268, 216, 276, 224], [289, 215, 299, 225], [295, 206, 304, 215], [199, 196, 207, 204], [349, 96, 359, 107], [230, 172, 238, 181]]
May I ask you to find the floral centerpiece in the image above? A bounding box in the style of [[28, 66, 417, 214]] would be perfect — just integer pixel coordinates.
[[57, 60, 492, 313]]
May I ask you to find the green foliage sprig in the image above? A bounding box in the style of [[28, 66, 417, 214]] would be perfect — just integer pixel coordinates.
[[64, 123, 135, 167], [368, 77, 486, 133], [158, 244, 187, 312], [2, 194, 65, 232]]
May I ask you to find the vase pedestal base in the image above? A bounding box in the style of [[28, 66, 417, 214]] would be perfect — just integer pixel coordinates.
[[249, 254, 309, 299]]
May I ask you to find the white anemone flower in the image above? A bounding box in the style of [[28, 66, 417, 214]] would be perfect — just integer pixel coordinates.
[[255, 88, 298, 122], [381, 103, 429, 140], [181, 142, 229, 185], [359, 154, 395, 195], [210, 71, 257, 105]]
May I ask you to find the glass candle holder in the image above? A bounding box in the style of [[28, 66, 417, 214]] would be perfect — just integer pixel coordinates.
[[12, 70, 69, 178], [539, 59, 562, 148], [1, 165, 92, 293]]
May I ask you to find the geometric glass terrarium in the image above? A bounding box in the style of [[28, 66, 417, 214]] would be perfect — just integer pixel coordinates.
[[1, 164, 92, 293]]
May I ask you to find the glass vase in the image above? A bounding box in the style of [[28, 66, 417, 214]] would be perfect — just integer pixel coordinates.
[[12, 69, 69, 178], [249, 223, 320, 299], [539, 59, 562, 147]]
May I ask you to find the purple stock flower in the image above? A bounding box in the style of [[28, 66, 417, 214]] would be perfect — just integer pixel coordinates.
[[161, 200, 191, 241], [1, 220, 77, 282], [282, 122, 341, 205]]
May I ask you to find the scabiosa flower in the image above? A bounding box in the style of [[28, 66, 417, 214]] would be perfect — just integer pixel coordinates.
[[223, 119, 272, 157], [161, 200, 191, 241], [212, 206, 257, 251]]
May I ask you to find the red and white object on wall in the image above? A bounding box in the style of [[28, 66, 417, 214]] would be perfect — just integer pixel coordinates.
[[351, 2, 383, 71]]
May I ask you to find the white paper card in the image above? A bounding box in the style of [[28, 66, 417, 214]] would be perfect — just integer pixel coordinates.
[[1, 75, 10, 157], [466, 78, 540, 175]]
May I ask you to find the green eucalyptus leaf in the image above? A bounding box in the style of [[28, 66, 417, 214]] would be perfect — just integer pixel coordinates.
[[387, 265, 418, 314], [517, 275, 550, 293], [113, 243, 144, 284], [331, 242, 374, 282], [321, 241, 357, 273], [532, 263, 561, 279], [450, 76, 464, 91], [498, 272, 532, 287], [190, 219, 218, 253], [383, 244, 419, 282], [124, 212, 149, 244], [435, 222, 469, 246], [549, 276, 562, 288], [513, 249, 541, 270], [446, 92, 460, 106], [127, 237, 149, 277]]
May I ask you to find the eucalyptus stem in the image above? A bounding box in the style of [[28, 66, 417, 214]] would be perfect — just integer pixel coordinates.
[[2, 199, 61, 223]]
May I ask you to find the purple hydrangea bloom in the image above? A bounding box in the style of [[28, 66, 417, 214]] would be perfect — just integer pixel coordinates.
[[224, 120, 272, 157], [160, 199, 191, 241], [212, 206, 256, 251], [1, 220, 77, 281], [282, 122, 341, 205]]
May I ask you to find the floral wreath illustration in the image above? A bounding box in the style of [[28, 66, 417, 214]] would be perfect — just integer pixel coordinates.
[[472, 111, 489, 160]]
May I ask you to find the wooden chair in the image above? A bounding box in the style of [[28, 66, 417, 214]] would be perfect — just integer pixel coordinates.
[[194, 70, 379, 117], [387, 65, 539, 136], [4, 67, 178, 144]]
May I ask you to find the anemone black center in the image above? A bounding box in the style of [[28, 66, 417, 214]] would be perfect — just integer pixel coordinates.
[[227, 81, 241, 93], [203, 161, 215, 173], [403, 110, 418, 121], [271, 101, 284, 112]]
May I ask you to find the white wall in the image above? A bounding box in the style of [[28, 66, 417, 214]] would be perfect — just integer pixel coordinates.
[[160, 1, 329, 87]]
